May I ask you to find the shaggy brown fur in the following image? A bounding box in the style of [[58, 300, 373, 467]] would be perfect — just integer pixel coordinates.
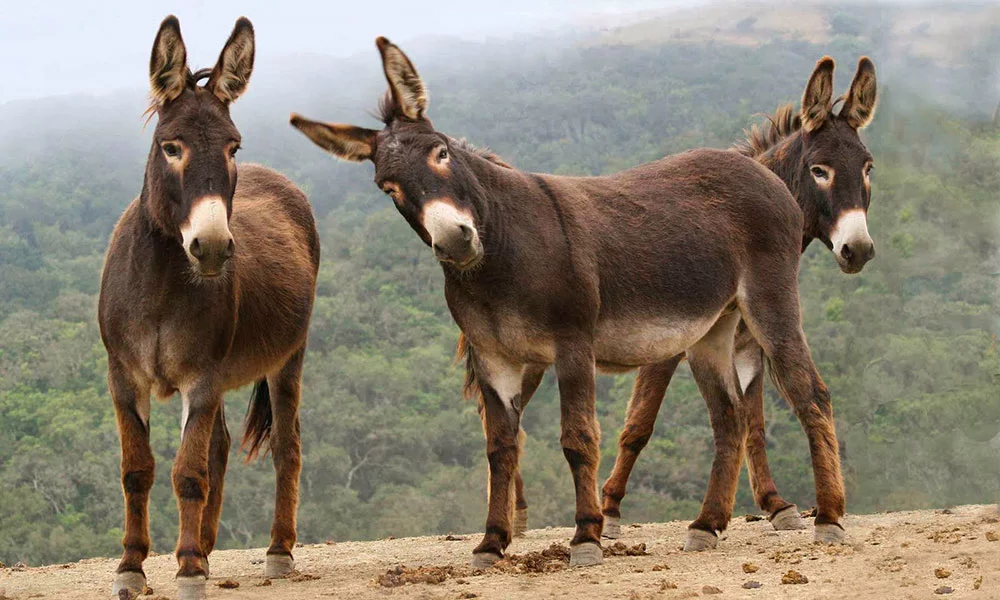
[[99, 16, 318, 598]]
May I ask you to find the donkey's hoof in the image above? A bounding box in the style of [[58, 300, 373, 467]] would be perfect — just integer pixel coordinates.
[[471, 551, 503, 569], [569, 542, 603, 567], [176, 575, 208, 600], [814, 523, 846, 545], [682, 528, 718, 552], [602, 516, 622, 539], [770, 505, 808, 531], [111, 571, 146, 598], [513, 508, 529, 537], [264, 553, 296, 578]]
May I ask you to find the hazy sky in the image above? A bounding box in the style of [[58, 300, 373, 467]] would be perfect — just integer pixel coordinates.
[[0, 0, 696, 103]]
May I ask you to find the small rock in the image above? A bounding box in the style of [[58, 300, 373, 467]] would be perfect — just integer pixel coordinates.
[[974, 576, 983, 590], [745, 514, 764, 522], [742, 562, 759, 574], [934, 568, 951, 579], [216, 579, 240, 589], [940, 509, 954, 515], [459, 593, 479, 599], [660, 580, 678, 590], [702, 585, 723, 594], [255, 580, 272, 587], [934, 586, 954, 595], [800, 507, 817, 518], [781, 570, 808, 585], [651, 564, 669, 571], [742, 581, 762, 589], [12, 562, 26, 571], [986, 531, 998, 542], [325, 539, 336, 545], [444, 534, 467, 541]]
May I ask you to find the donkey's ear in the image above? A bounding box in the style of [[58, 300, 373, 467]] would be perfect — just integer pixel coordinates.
[[207, 17, 255, 105], [375, 37, 428, 120], [149, 15, 188, 105], [841, 57, 877, 130], [289, 114, 378, 162], [801, 56, 835, 132]]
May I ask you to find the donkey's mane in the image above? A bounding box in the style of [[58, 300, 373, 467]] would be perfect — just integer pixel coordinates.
[[733, 104, 802, 158], [454, 138, 513, 169]]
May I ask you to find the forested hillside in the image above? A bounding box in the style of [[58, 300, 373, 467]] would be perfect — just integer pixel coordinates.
[[0, 2, 997, 566]]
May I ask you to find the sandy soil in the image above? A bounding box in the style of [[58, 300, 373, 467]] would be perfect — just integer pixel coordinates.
[[2, 505, 998, 600]]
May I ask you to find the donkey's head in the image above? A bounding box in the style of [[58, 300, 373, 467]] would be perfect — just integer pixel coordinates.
[[290, 38, 485, 271], [798, 56, 878, 274], [143, 16, 255, 279]]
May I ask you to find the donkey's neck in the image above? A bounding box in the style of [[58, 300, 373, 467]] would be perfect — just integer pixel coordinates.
[[756, 133, 816, 251]]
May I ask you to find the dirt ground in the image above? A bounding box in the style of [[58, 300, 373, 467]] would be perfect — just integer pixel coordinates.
[[2, 505, 998, 600]]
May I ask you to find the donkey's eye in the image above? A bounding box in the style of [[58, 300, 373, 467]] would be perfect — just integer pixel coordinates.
[[162, 142, 182, 158], [229, 145, 240, 158], [437, 148, 448, 162], [810, 166, 828, 179], [865, 164, 874, 177]]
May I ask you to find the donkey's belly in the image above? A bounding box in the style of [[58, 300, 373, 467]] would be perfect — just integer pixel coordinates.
[[594, 313, 720, 368]]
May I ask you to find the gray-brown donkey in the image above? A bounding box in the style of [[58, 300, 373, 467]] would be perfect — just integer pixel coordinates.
[[291, 38, 848, 567]]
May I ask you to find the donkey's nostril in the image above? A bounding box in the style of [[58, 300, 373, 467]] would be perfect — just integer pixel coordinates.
[[840, 244, 853, 261], [190, 238, 204, 260], [433, 243, 450, 261], [223, 238, 235, 259], [459, 224, 473, 241], [863, 243, 875, 261]]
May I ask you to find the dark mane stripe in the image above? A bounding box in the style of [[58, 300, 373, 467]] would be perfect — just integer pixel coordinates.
[[733, 104, 801, 158]]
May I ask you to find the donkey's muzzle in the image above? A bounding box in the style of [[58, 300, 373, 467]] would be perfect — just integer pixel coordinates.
[[830, 209, 874, 274], [433, 223, 482, 269], [189, 235, 235, 276], [838, 238, 875, 273], [181, 196, 234, 278], [423, 199, 483, 270]]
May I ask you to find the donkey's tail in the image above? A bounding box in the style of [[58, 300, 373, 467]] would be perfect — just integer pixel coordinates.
[[241, 379, 272, 462], [455, 333, 481, 401]]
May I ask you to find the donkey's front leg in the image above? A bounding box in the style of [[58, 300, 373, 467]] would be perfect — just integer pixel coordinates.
[[173, 381, 223, 600], [555, 343, 603, 566], [109, 361, 154, 599], [470, 353, 525, 568]]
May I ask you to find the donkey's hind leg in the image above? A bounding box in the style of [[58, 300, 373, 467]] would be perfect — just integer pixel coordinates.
[[737, 344, 805, 530], [601, 356, 682, 539], [740, 281, 846, 544], [511, 364, 545, 537], [109, 361, 154, 598], [684, 311, 746, 551], [199, 405, 232, 576], [262, 346, 305, 578]]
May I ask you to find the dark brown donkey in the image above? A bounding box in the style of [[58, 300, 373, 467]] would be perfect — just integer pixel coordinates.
[[291, 38, 849, 567], [99, 16, 319, 600], [473, 56, 879, 548]]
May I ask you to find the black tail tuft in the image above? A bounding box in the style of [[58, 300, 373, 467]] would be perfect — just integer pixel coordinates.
[[241, 379, 272, 462], [455, 333, 481, 401]]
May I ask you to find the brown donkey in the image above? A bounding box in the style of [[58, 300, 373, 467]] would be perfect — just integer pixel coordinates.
[[99, 16, 319, 599], [472, 56, 879, 547], [291, 38, 847, 567]]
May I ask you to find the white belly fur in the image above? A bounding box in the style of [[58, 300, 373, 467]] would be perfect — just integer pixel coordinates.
[[594, 314, 722, 366]]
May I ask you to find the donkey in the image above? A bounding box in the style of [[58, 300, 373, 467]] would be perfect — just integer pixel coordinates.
[[468, 56, 879, 546], [99, 16, 319, 599], [291, 38, 848, 567]]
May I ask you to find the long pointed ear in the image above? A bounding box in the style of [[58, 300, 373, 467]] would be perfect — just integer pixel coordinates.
[[289, 114, 378, 162], [149, 15, 188, 105], [207, 17, 255, 105], [375, 37, 428, 121], [841, 57, 877, 130], [801, 56, 835, 132]]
